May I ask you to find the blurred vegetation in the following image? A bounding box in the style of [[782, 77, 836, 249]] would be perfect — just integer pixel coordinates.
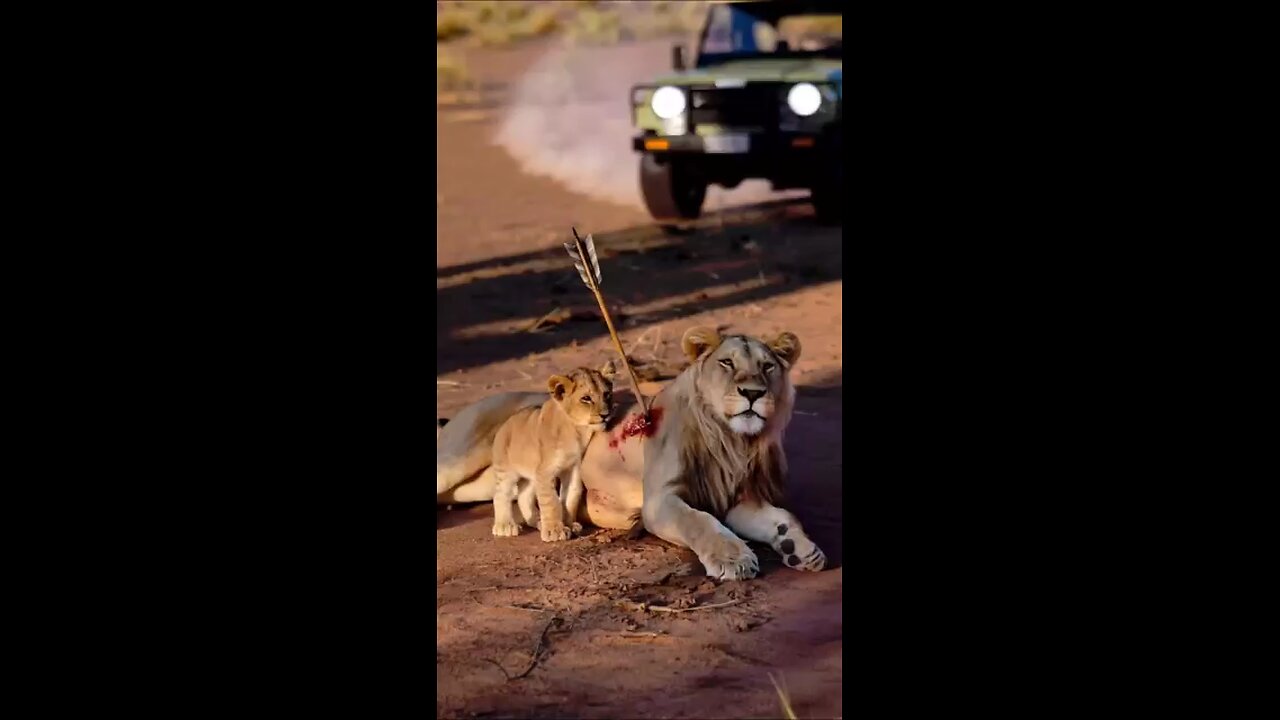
[[435, 46, 471, 90], [436, 1, 706, 48], [779, 14, 842, 42]]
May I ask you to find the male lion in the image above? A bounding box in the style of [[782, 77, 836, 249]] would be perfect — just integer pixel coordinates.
[[436, 326, 826, 581]]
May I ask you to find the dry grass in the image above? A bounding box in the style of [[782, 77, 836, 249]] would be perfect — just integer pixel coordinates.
[[436, 1, 706, 49], [436, 4, 474, 41], [436, 47, 471, 90], [632, 1, 707, 39], [779, 14, 843, 46], [564, 5, 623, 46], [770, 672, 800, 720]]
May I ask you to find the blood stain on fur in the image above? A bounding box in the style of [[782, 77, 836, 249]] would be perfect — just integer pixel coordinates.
[[609, 407, 664, 456]]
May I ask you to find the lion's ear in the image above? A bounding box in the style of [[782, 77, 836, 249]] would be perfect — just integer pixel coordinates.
[[547, 374, 572, 399], [769, 331, 802, 367], [599, 359, 617, 380], [682, 326, 723, 362]]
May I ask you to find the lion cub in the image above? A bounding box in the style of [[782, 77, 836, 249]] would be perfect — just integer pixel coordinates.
[[491, 362, 616, 542]]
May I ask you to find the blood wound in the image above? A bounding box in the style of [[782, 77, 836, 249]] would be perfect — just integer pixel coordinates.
[[608, 406, 663, 450]]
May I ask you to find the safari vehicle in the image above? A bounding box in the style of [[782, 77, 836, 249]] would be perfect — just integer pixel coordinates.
[[631, 0, 843, 224]]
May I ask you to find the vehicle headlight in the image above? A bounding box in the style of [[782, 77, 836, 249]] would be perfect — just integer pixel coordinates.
[[786, 83, 822, 117], [651, 86, 686, 120]]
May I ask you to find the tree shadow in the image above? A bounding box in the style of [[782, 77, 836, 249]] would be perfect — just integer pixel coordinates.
[[436, 199, 842, 375]]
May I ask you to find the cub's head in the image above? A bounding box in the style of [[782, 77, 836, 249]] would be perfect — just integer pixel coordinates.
[[547, 361, 617, 431], [682, 326, 801, 437]]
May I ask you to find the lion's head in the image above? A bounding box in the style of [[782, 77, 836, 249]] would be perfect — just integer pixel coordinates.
[[680, 326, 802, 437], [652, 326, 803, 518], [548, 361, 617, 432]]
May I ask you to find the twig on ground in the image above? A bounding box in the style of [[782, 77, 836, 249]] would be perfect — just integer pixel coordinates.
[[482, 615, 559, 682], [525, 306, 564, 333], [619, 630, 664, 639], [515, 616, 560, 680], [501, 603, 553, 614], [621, 598, 744, 614], [436, 380, 466, 386], [709, 643, 769, 666]]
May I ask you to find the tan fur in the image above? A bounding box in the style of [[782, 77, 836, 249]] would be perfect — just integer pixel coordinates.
[[489, 363, 615, 542], [435, 326, 827, 578], [582, 326, 827, 580], [437, 391, 546, 501]]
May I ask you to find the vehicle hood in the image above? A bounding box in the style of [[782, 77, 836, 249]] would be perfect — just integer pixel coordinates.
[[650, 58, 842, 92]]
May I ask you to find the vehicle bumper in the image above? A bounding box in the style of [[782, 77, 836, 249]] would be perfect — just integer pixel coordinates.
[[632, 132, 834, 190], [632, 133, 824, 155]]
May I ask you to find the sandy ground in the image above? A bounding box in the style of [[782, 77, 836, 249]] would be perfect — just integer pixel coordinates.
[[437, 39, 844, 720]]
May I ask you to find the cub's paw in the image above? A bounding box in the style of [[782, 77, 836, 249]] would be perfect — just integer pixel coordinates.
[[569, 522, 584, 536], [540, 524, 571, 542], [699, 534, 759, 581], [492, 520, 521, 537], [779, 537, 826, 571]]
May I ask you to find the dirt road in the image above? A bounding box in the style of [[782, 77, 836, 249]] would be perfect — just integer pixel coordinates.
[[437, 39, 843, 719]]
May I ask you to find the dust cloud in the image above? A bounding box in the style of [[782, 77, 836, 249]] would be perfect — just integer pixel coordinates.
[[493, 39, 805, 213]]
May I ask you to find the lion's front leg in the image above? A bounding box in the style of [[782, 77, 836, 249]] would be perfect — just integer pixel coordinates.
[[561, 464, 585, 536], [643, 493, 759, 580], [490, 468, 522, 538], [534, 469, 571, 542], [724, 501, 826, 571]]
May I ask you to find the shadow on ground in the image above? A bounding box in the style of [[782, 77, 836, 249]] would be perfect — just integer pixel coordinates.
[[436, 199, 842, 375]]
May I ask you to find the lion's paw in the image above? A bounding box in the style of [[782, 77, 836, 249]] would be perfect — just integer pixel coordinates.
[[699, 535, 759, 581], [492, 520, 521, 537], [540, 524, 571, 542], [569, 522, 584, 536], [781, 541, 826, 572]]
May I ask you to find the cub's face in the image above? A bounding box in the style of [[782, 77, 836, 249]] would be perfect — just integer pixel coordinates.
[[682, 326, 802, 436], [547, 361, 617, 432]]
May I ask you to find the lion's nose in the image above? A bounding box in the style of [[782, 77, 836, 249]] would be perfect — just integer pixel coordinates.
[[738, 387, 764, 403]]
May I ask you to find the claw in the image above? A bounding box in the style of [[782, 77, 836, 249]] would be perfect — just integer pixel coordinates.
[[541, 524, 571, 542], [492, 520, 521, 537]]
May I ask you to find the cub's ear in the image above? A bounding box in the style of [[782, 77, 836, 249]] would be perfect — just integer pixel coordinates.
[[547, 374, 572, 400], [768, 331, 802, 367], [682, 325, 723, 362], [599, 359, 617, 380]]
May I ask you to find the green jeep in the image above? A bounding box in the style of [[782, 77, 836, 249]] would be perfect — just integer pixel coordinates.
[[631, 0, 843, 224]]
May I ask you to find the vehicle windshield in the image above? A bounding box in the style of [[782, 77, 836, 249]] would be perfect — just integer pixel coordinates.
[[697, 3, 842, 66]]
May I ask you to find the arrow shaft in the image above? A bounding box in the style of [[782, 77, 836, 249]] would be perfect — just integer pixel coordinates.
[[572, 230, 651, 417]]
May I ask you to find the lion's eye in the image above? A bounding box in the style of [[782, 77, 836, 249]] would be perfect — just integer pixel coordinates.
[[581, 396, 593, 404], [763, 363, 775, 374], [719, 359, 734, 370]]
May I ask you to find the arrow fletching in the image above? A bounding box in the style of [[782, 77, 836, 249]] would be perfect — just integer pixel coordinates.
[[564, 227, 651, 417], [563, 232, 602, 287]]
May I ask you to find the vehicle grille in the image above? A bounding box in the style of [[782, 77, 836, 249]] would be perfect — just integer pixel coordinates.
[[689, 84, 781, 129]]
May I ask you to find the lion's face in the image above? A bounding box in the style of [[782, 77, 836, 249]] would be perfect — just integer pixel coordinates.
[[682, 326, 802, 437], [548, 361, 617, 432]]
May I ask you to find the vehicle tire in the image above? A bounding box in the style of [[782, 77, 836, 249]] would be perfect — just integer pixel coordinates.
[[640, 154, 706, 223], [810, 131, 843, 224], [811, 173, 842, 224]]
